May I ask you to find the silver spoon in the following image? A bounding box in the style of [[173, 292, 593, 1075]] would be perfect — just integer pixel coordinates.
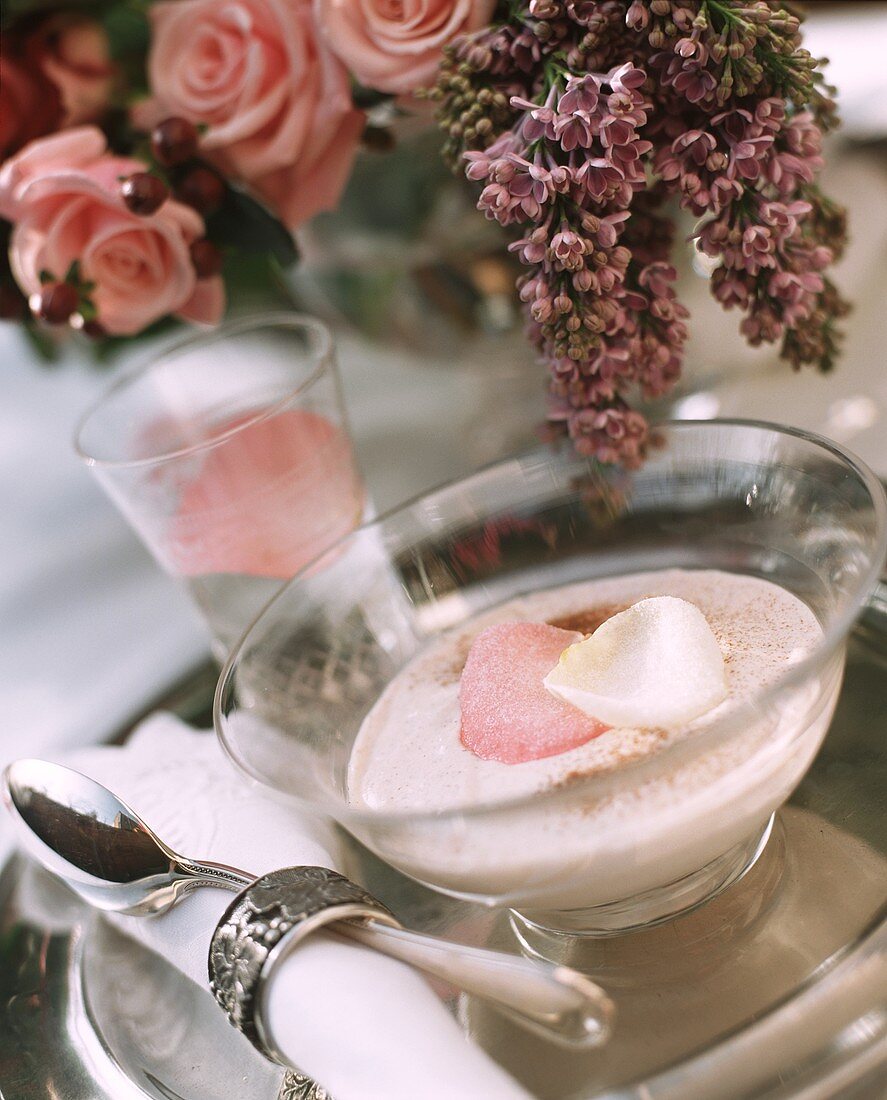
[[3, 758, 613, 1048]]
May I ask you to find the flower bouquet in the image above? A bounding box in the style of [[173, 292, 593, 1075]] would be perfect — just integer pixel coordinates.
[[0, 1, 847, 463]]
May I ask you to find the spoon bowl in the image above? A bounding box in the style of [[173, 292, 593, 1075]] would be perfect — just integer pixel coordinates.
[[3, 758, 250, 914]]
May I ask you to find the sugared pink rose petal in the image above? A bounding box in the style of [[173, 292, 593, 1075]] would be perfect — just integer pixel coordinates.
[[165, 408, 363, 579], [459, 622, 609, 764]]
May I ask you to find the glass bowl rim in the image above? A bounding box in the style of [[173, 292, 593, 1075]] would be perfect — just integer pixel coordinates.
[[214, 418, 887, 824], [73, 311, 334, 471]]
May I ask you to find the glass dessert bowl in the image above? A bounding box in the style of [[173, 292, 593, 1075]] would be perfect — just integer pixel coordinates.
[[215, 421, 887, 939]]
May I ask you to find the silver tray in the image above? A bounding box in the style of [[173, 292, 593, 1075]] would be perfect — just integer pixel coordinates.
[[2, 588, 886, 1100]]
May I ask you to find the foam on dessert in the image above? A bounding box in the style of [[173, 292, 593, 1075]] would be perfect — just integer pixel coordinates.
[[346, 569, 840, 910], [349, 569, 822, 813]]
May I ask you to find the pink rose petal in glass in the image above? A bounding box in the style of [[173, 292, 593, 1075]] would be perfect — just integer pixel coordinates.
[[459, 621, 609, 764], [165, 408, 363, 579]]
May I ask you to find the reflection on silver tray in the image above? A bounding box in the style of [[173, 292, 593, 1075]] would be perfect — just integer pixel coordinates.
[[1, 589, 885, 1100]]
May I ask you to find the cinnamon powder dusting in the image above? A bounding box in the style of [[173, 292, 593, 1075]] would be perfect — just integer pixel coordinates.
[[547, 604, 626, 635], [549, 727, 670, 792], [437, 604, 626, 686]]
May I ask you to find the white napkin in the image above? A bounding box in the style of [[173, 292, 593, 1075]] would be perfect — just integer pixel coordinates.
[[57, 713, 531, 1100]]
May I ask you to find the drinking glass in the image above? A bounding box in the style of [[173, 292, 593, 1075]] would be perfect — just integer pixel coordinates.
[[215, 421, 887, 938], [75, 313, 364, 657]]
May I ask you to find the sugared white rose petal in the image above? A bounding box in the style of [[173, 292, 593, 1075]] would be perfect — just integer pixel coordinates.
[[543, 595, 728, 728]]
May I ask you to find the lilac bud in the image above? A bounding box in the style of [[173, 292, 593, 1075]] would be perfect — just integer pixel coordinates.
[[572, 269, 594, 292], [626, 1, 649, 30]]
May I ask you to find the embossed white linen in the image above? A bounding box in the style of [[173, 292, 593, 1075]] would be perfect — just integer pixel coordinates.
[[64, 714, 531, 1100]]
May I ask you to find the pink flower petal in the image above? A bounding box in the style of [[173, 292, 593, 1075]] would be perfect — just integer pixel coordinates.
[[177, 275, 226, 326], [252, 106, 364, 228], [459, 622, 609, 764], [165, 408, 362, 578]]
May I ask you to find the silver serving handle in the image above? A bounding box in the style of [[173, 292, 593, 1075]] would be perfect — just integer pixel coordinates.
[[3, 758, 613, 1049]]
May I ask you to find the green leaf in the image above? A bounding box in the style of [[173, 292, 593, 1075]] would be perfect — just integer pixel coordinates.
[[102, 4, 151, 63], [102, 4, 150, 100], [205, 187, 298, 267], [222, 251, 292, 307], [39, 269, 55, 285], [23, 322, 58, 364], [65, 260, 81, 285]]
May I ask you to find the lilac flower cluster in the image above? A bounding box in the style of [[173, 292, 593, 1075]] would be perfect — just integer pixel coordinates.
[[459, 60, 687, 467], [433, 0, 847, 465]]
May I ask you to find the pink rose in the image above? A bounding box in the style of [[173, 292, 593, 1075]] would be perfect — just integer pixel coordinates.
[[133, 0, 364, 230], [0, 17, 113, 159], [36, 15, 116, 128], [0, 128, 224, 336], [314, 0, 496, 95]]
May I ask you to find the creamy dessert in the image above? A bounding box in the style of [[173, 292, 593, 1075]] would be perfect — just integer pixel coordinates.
[[348, 569, 842, 913]]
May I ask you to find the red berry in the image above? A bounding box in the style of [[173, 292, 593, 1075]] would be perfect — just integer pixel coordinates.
[[0, 282, 27, 321], [151, 117, 199, 167], [189, 239, 223, 278], [36, 282, 79, 324], [121, 172, 168, 215], [174, 167, 225, 214]]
